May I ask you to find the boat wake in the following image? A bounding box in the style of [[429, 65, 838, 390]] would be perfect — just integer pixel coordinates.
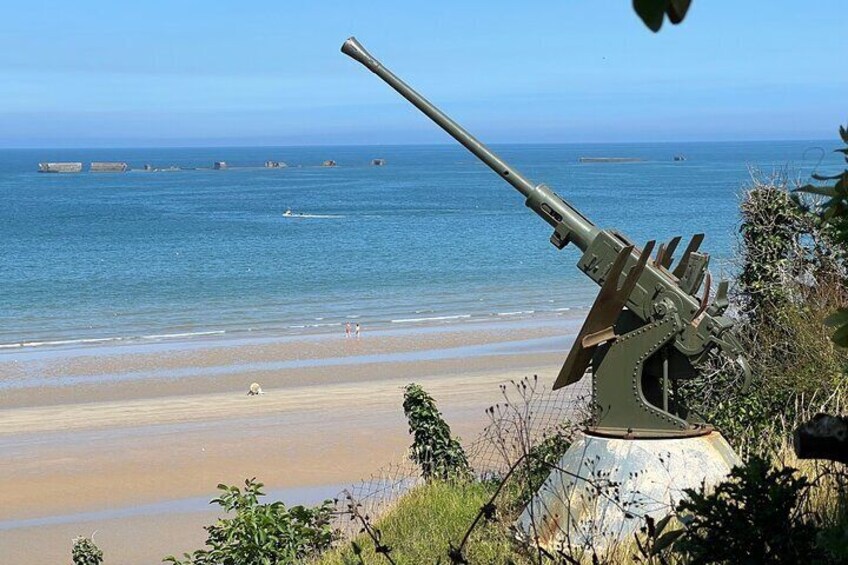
[[282, 212, 345, 219]]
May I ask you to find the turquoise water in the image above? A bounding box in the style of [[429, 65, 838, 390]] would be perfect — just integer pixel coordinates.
[[0, 141, 839, 348]]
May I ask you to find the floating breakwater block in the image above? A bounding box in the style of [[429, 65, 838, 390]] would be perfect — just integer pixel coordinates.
[[517, 431, 739, 552]]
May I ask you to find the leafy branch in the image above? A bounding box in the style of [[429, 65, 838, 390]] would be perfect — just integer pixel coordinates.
[[795, 125, 848, 346]]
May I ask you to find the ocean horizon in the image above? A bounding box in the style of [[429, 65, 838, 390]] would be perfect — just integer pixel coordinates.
[[2, 140, 843, 349], [1, 137, 834, 150]]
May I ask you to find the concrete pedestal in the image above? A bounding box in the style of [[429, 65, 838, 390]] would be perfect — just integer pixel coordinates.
[[517, 431, 740, 552]]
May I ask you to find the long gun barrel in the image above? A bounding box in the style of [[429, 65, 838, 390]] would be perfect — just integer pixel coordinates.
[[342, 36, 750, 437], [342, 37, 598, 250]]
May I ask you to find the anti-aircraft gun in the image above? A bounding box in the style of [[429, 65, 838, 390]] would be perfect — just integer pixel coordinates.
[[342, 37, 750, 438]]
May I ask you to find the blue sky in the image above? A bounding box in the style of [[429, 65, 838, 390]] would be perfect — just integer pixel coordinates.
[[1, 1, 845, 147]]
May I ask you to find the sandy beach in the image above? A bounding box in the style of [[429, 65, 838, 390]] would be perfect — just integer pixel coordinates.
[[0, 316, 582, 564]]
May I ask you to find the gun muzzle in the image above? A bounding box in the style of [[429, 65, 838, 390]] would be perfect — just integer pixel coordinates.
[[341, 37, 379, 71]]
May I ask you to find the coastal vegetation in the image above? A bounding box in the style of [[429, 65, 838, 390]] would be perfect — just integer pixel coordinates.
[[324, 481, 519, 565], [163, 480, 336, 565], [684, 169, 848, 457], [402, 383, 471, 482]]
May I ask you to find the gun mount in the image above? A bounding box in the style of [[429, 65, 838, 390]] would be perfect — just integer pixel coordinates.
[[342, 37, 750, 438]]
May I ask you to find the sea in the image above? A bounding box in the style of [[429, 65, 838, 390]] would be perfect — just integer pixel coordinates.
[[0, 141, 841, 350]]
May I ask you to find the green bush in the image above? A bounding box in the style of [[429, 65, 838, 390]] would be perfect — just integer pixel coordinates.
[[687, 174, 848, 456], [164, 478, 336, 565], [738, 178, 805, 317], [675, 456, 821, 564], [72, 536, 103, 565], [403, 383, 469, 481]]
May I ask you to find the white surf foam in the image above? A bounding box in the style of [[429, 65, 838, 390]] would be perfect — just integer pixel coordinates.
[[391, 314, 471, 324], [0, 330, 227, 350], [141, 330, 225, 340], [0, 336, 123, 349]]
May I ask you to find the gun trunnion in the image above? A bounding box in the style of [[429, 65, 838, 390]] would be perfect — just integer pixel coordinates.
[[342, 37, 750, 438]]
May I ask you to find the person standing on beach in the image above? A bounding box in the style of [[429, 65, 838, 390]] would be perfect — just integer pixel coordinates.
[[355, 323, 361, 339], [345, 322, 352, 338]]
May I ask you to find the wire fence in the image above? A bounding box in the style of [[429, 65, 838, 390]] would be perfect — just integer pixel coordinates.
[[330, 375, 591, 538]]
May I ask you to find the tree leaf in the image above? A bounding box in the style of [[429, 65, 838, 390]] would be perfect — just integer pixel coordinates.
[[633, 0, 667, 32], [812, 171, 844, 181], [824, 308, 848, 328], [793, 184, 837, 197], [652, 529, 684, 554], [667, 0, 691, 24], [654, 513, 674, 535], [836, 176, 847, 196], [831, 321, 848, 348]]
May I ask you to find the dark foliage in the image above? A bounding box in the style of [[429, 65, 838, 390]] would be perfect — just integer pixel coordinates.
[[403, 383, 470, 481], [675, 456, 821, 564], [633, 0, 692, 32]]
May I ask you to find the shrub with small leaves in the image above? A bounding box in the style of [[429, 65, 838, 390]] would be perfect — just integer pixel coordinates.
[[403, 383, 469, 481], [72, 536, 103, 565], [738, 179, 804, 319], [164, 478, 336, 565], [675, 456, 821, 564]]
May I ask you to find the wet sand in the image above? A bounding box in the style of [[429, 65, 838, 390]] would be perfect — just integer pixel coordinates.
[[0, 317, 581, 564]]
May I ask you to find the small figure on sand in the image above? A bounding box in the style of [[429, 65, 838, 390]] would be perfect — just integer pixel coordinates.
[[247, 382, 264, 396], [345, 322, 352, 338], [355, 323, 361, 339]]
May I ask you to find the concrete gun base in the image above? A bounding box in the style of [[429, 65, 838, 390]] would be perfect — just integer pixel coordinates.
[[517, 430, 739, 553]]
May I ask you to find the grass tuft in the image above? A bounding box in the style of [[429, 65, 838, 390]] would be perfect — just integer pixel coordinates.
[[316, 480, 529, 565]]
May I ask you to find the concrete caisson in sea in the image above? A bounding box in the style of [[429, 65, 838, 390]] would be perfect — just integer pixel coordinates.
[[90, 162, 128, 173], [38, 162, 82, 173], [321, 160, 337, 167], [265, 160, 288, 168], [371, 158, 386, 166], [213, 161, 228, 170]]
